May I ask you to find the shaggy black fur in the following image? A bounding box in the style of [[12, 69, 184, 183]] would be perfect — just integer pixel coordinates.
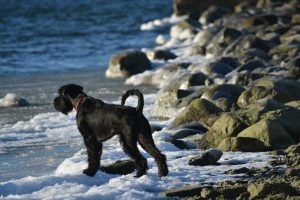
[[54, 84, 168, 177]]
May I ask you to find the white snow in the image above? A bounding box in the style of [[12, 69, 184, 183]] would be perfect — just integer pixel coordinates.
[[0, 94, 272, 199]]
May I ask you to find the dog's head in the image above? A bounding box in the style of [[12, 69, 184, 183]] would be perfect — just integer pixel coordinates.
[[54, 84, 83, 115]]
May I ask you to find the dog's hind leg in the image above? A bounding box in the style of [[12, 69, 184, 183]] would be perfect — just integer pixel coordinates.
[[119, 135, 148, 178], [138, 128, 169, 177], [78, 121, 100, 177]]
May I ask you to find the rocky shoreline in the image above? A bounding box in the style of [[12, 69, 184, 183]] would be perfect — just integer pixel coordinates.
[[105, 0, 300, 199]]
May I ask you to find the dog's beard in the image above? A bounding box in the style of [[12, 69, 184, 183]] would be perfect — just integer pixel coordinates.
[[54, 96, 73, 115]]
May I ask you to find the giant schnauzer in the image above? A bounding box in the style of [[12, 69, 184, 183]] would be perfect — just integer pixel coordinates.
[[54, 84, 168, 177]]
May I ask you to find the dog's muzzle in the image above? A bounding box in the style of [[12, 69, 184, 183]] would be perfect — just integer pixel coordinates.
[[54, 95, 73, 115]]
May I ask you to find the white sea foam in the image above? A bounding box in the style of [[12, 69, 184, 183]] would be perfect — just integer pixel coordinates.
[[140, 15, 187, 31], [0, 93, 272, 199]]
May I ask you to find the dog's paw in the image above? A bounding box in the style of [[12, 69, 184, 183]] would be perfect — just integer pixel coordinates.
[[83, 168, 97, 177]]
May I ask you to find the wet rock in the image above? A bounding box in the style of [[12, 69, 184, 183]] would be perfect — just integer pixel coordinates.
[[160, 185, 211, 198], [200, 184, 248, 199], [170, 139, 191, 150], [214, 97, 239, 112], [247, 181, 299, 200], [218, 137, 266, 152], [203, 113, 247, 148], [148, 49, 177, 61], [106, 50, 151, 78], [218, 56, 240, 69], [173, 121, 208, 132], [126, 62, 190, 87], [291, 14, 300, 25], [150, 123, 164, 133], [188, 149, 223, 166], [173, 0, 238, 18], [201, 84, 245, 102], [172, 98, 222, 127], [0, 93, 30, 107], [190, 61, 233, 76], [199, 5, 231, 25], [99, 160, 135, 175], [286, 166, 300, 177], [237, 59, 266, 72], [193, 27, 220, 47], [152, 69, 190, 118], [285, 101, 300, 109], [218, 28, 243, 47], [237, 86, 293, 108], [264, 108, 300, 143], [206, 27, 243, 55], [285, 143, 300, 155], [237, 48, 271, 63], [170, 128, 203, 140], [225, 167, 253, 175], [238, 118, 295, 149], [269, 44, 300, 61], [175, 86, 207, 108], [246, 98, 287, 112], [227, 71, 266, 86], [286, 56, 300, 79], [247, 35, 277, 53], [170, 20, 198, 40], [242, 14, 278, 28], [183, 72, 208, 88], [254, 78, 300, 101]]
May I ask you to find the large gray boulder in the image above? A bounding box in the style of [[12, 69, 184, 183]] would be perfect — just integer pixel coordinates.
[[202, 112, 247, 148], [238, 118, 295, 149], [106, 50, 151, 78], [172, 98, 222, 127], [201, 84, 245, 102], [237, 86, 293, 108], [218, 137, 266, 152], [254, 78, 300, 101]]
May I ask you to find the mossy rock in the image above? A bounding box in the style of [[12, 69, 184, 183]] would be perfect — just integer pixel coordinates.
[[202, 84, 245, 102], [254, 78, 300, 102], [218, 137, 266, 152], [238, 118, 295, 149], [237, 86, 292, 108], [285, 101, 300, 109], [247, 181, 299, 199], [269, 44, 300, 59], [261, 108, 300, 143], [205, 113, 247, 148], [172, 98, 222, 127]]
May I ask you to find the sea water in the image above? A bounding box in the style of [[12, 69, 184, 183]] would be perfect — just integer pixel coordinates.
[[0, 0, 171, 182]]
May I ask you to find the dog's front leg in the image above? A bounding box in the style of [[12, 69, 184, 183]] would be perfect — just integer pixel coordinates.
[[78, 121, 100, 177]]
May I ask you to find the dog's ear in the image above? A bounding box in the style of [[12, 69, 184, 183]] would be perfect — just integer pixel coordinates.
[[59, 84, 83, 99], [68, 84, 83, 98]]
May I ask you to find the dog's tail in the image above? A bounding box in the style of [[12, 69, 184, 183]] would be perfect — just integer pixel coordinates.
[[121, 89, 144, 113]]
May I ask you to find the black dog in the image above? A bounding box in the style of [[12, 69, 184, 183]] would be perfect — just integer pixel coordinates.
[[54, 84, 168, 177]]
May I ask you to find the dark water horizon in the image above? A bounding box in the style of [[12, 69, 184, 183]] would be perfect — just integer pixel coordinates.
[[0, 0, 172, 76]]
